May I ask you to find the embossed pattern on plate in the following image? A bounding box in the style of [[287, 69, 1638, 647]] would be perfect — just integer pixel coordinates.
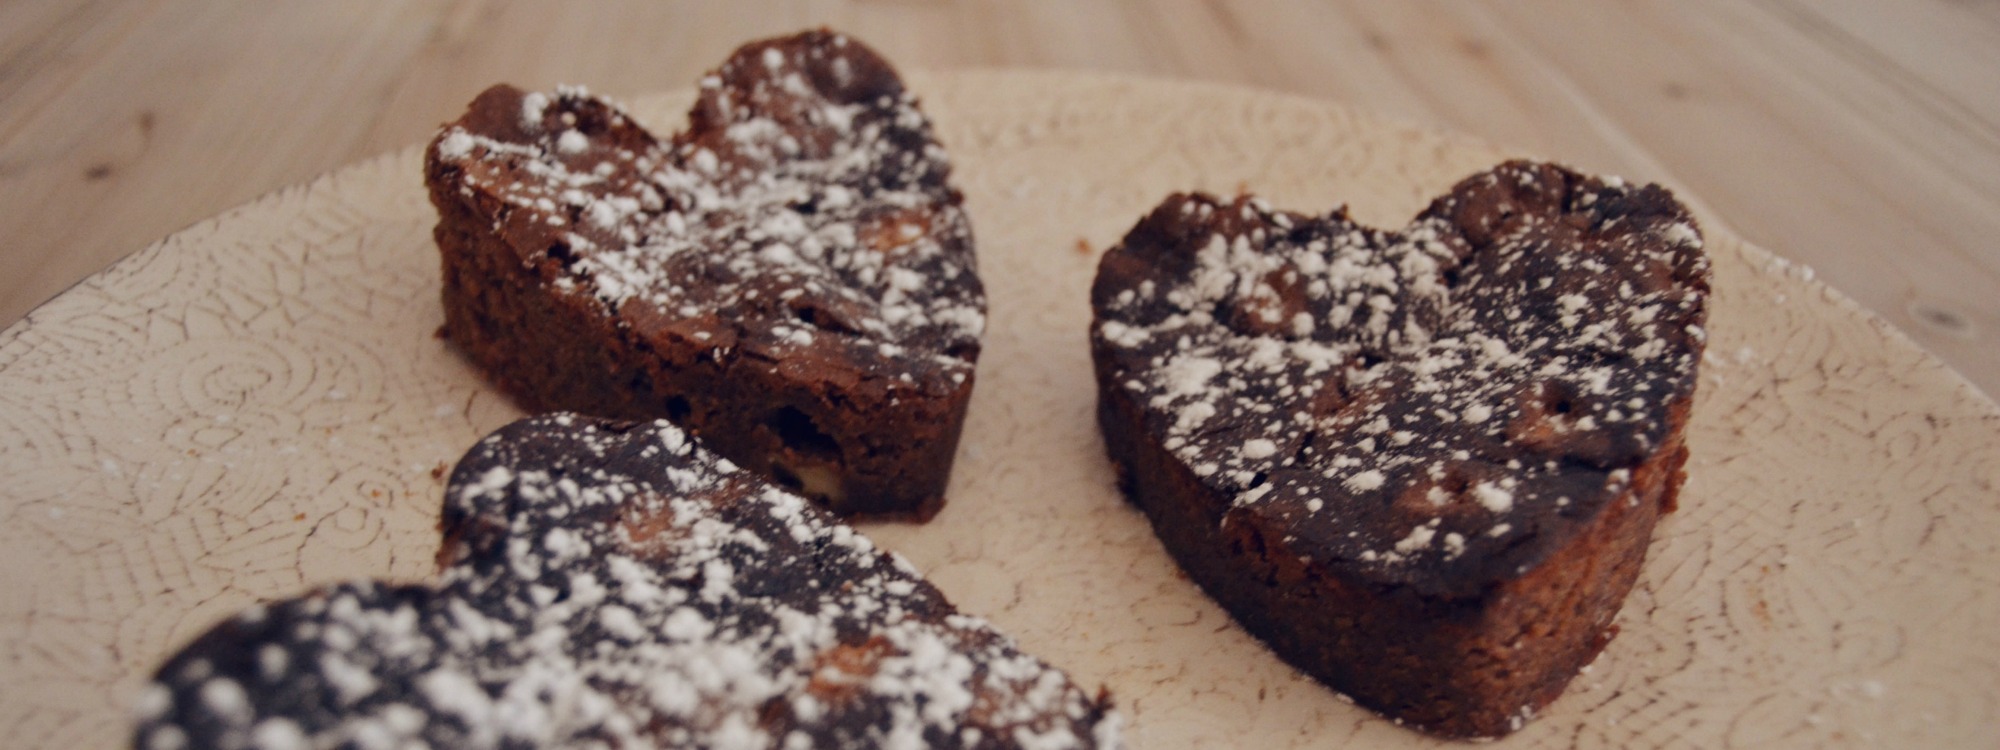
[[2, 72, 1996, 748]]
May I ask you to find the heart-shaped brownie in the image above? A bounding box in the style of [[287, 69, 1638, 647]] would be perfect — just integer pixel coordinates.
[[133, 415, 1118, 749], [1090, 161, 1709, 738], [425, 30, 982, 520]]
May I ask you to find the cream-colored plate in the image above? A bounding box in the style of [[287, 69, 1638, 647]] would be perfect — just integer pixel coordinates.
[[3, 72, 1996, 748]]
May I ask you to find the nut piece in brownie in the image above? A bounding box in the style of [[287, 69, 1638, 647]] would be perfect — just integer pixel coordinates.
[[1090, 161, 1709, 738], [133, 415, 1119, 749], [425, 29, 983, 520]]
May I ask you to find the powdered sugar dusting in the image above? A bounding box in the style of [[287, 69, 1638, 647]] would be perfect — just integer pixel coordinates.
[[429, 31, 982, 385], [1094, 161, 1709, 576]]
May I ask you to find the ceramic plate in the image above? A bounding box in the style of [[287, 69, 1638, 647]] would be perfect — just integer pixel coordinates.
[[3, 72, 1996, 748]]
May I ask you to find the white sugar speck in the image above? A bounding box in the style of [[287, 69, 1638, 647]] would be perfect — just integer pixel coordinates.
[[1241, 439, 1278, 460], [437, 131, 475, 161], [1472, 481, 1514, 513], [1344, 470, 1385, 493], [1393, 520, 1439, 554], [250, 718, 310, 750], [199, 678, 251, 726], [1662, 222, 1701, 248]]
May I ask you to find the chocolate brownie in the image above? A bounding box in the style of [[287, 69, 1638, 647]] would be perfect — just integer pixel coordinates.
[[425, 30, 983, 520], [1090, 161, 1709, 738], [132, 415, 1119, 749]]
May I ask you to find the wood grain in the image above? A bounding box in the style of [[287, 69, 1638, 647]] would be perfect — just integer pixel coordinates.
[[1, 2, 1996, 397], [2, 73, 1995, 749]]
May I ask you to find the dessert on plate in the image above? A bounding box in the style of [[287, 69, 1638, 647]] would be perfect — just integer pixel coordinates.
[[133, 415, 1119, 749], [425, 30, 982, 520], [1090, 160, 1709, 737]]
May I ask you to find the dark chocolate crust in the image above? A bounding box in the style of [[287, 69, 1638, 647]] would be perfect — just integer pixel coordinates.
[[133, 415, 1118, 749], [424, 30, 983, 520], [1090, 161, 1709, 738]]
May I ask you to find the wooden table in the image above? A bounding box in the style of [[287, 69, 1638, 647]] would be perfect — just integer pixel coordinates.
[[4, 0, 1997, 398]]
